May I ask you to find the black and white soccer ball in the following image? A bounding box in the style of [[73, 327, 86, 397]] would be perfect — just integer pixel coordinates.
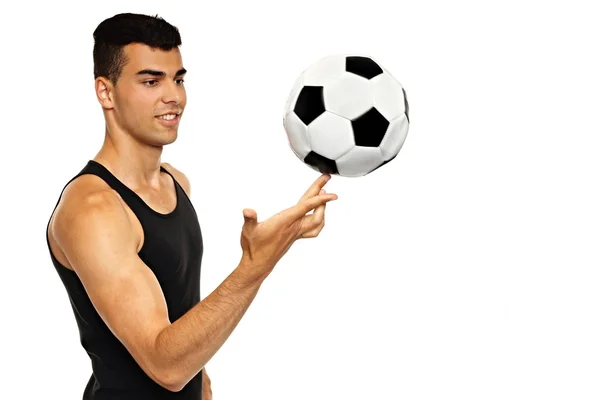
[[283, 54, 410, 177]]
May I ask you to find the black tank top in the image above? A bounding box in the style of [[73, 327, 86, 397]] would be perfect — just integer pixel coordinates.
[[46, 160, 204, 399]]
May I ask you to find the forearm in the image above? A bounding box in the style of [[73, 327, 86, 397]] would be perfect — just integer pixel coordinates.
[[153, 259, 268, 390]]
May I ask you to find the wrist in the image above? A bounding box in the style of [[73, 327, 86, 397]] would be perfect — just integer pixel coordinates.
[[235, 255, 272, 287]]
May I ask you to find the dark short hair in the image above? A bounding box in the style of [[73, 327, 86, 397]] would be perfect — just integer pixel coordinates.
[[93, 13, 182, 83]]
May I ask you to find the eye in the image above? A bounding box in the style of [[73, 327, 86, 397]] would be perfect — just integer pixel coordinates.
[[143, 80, 158, 86], [176, 79, 185, 85]]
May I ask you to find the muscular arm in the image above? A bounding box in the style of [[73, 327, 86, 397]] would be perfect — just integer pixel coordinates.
[[53, 172, 266, 392]]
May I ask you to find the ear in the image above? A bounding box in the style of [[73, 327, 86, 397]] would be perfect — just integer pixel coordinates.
[[95, 77, 115, 110]]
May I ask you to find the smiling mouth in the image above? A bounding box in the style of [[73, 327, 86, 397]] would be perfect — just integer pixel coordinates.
[[157, 113, 179, 120]]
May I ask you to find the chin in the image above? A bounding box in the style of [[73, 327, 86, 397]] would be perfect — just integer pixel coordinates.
[[159, 134, 178, 146], [145, 131, 178, 147]]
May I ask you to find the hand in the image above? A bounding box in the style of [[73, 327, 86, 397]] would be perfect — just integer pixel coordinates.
[[202, 369, 212, 400], [239, 173, 338, 277]]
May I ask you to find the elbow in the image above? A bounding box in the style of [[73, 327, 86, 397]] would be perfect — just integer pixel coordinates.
[[145, 332, 202, 392], [147, 333, 187, 392], [154, 367, 187, 392], [145, 354, 187, 392]]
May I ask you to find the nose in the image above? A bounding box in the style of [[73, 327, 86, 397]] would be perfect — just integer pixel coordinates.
[[162, 82, 182, 105]]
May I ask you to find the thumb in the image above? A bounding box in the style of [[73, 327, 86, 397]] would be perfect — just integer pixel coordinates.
[[242, 208, 258, 229]]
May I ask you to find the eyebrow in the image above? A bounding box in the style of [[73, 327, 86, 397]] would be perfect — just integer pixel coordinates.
[[136, 68, 187, 77]]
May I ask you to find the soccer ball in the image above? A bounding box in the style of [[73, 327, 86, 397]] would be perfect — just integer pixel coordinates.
[[283, 54, 410, 177]]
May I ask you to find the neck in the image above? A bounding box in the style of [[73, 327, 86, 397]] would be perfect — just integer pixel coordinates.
[[93, 128, 164, 188]]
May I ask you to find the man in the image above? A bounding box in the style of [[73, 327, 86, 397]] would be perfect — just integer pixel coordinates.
[[45, 12, 337, 400]]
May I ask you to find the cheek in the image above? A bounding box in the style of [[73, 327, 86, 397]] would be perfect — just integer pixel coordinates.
[[118, 91, 153, 118]]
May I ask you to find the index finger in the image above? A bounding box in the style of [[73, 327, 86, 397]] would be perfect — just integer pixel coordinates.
[[290, 192, 338, 220], [298, 173, 331, 203]]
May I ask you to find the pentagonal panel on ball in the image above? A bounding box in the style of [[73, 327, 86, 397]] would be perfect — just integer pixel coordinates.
[[323, 72, 373, 120], [304, 151, 338, 175], [351, 107, 389, 147], [283, 75, 304, 118], [283, 112, 311, 160], [294, 86, 325, 126], [379, 114, 409, 161], [307, 112, 355, 160], [302, 55, 346, 87], [336, 146, 385, 177], [345, 56, 384, 79], [371, 72, 406, 121]]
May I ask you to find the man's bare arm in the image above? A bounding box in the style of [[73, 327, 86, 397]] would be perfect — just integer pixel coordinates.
[[52, 188, 264, 392]]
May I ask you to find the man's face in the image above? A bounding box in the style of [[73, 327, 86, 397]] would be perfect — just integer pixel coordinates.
[[107, 43, 187, 146]]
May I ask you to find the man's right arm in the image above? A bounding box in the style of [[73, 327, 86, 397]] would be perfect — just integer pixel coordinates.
[[53, 189, 267, 392]]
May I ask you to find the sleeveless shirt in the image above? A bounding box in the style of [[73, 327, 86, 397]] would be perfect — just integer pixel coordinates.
[[46, 160, 204, 399]]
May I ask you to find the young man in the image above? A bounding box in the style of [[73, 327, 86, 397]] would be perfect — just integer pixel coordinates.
[[46, 13, 337, 399]]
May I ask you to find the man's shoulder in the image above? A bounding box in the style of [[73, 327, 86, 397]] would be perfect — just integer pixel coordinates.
[[63, 174, 123, 209], [52, 175, 130, 234], [161, 162, 191, 197], [49, 174, 138, 260]]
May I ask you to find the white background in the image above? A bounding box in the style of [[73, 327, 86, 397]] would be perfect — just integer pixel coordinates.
[[1, 0, 599, 399]]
